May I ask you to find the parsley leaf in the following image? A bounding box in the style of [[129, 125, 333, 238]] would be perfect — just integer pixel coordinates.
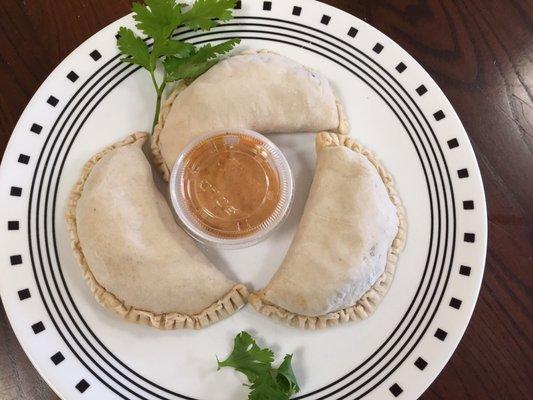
[[217, 332, 300, 400], [164, 39, 240, 81], [181, 0, 236, 30], [115, 0, 239, 133], [132, 0, 182, 42], [217, 332, 274, 382], [276, 355, 300, 396], [157, 39, 195, 57], [117, 27, 151, 70], [249, 373, 289, 400], [164, 57, 218, 82]]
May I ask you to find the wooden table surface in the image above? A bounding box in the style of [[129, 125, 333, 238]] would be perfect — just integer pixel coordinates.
[[0, 0, 531, 399]]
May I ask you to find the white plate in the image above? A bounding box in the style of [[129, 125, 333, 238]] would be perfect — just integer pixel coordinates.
[[0, 0, 487, 399]]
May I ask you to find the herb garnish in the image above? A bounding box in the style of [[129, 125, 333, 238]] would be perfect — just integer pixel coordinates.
[[116, 0, 240, 132], [217, 331, 301, 399]]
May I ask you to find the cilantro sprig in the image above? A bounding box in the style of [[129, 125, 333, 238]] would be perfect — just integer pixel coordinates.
[[217, 332, 301, 399], [117, 0, 240, 132]]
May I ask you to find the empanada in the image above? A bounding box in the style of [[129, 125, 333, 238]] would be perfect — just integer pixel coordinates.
[[249, 132, 406, 329], [152, 51, 349, 180], [66, 133, 248, 329]]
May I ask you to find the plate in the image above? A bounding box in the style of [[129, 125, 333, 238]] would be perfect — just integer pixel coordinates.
[[0, 0, 487, 399]]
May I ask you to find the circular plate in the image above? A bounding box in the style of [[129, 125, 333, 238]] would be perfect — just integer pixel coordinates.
[[0, 0, 487, 399]]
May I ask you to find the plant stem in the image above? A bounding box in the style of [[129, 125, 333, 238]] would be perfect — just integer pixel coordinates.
[[150, 71, 166, 134]]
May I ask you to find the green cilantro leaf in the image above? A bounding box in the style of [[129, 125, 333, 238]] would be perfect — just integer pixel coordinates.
[[116, 0, 239, 133], [163, 58, 218, 81], [181, 0, 237, 30], [217, 331, 274, 382], [249, 373, 289, 400], [116, 27, 151, 70], [193, 38, 241, 59], [157, 39, 195, 57], [217, 332, 300, 400], [132, 0, 182, 41], [163, 39, 240, 81], [275, 355, 300, 396]]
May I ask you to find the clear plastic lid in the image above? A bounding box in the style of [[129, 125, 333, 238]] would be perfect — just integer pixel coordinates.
[[169, 129, 294, 248]]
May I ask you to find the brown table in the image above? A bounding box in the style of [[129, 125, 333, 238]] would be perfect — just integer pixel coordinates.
[[0, 0, 531, 399]]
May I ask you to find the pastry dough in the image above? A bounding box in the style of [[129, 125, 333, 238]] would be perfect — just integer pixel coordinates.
[[249, 132, 406, 329], [66, 133, 248, 329], [152, 51, 349, 180]]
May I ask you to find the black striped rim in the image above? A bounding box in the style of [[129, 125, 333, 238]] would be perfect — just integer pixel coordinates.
[[24, 17, 458, 400]]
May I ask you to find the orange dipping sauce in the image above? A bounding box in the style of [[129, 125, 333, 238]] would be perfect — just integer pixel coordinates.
[[180, 133, 282, 239]]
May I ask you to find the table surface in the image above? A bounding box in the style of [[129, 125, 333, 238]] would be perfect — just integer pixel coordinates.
[[0, 0, 531, 399]]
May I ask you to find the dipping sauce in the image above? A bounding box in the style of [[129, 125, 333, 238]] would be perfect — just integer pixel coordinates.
[[170, 130, 294, 248]]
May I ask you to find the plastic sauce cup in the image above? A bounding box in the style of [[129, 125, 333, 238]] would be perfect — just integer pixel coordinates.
[[169, 129, 294, 249]]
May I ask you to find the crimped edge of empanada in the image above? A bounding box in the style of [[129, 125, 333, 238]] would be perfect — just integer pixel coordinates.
[[151, 80, 188, 182], [150, 49, 349, 181], [248, 132, 406, 329], [66, 132, 249, 330]]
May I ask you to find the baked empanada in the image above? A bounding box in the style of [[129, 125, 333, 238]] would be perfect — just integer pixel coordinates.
[[152, 51, 349, 180], [249, 132, 406, 329], [66, 133, 248, 329]]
